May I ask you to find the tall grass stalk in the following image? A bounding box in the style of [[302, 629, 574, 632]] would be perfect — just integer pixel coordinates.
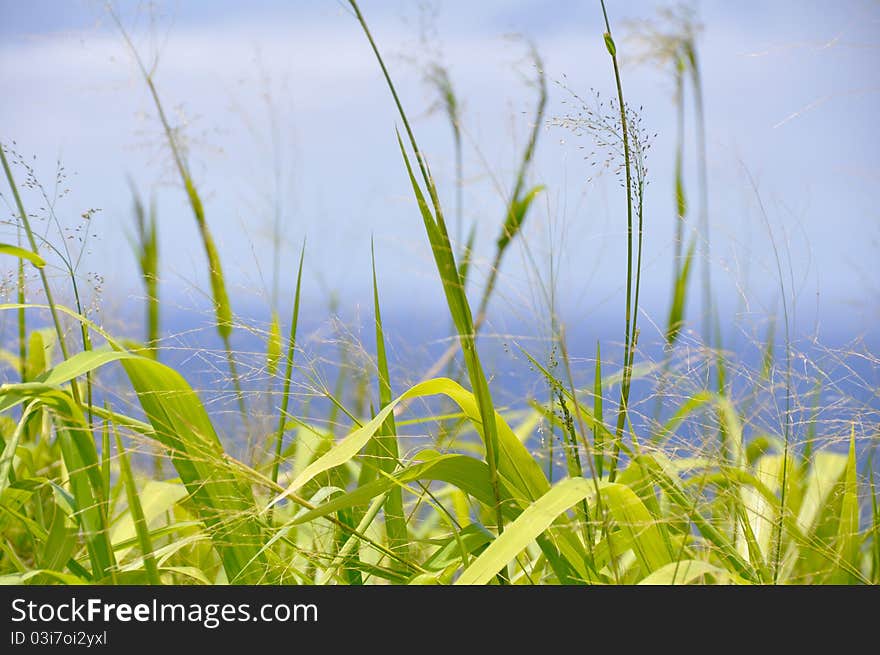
[[129, 184, 162, 473], [666, 48, 691, 347], [347, 0, 507, 548], [129, 183, 160, 359], [113, 417, 161, 585], [746, 170, 793, 584], [111, 11, 248, 426], [369, 240, 409, 565], [424, 63, 463, 251], [686, 31, 729, 420], [689, 43, 713, 350], [557, 329, 611, 582], [398, 46, 547, 392], [598, 1, 643, 482]]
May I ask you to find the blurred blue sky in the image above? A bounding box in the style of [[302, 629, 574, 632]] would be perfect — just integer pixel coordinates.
[[1, 0, 878, 349]]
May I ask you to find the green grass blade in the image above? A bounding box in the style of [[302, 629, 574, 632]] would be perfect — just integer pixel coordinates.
[[456, 477, 671, 584], [733, 500, 771, 583], [457, 222, 477, 290], [111, 14, 245, 419], [113, 421, 161, 585], [270, 376, 548, 506], [130, 184, 160, 358], [870, 463, 879, 583], [110, 481, 188, 562], [2, 313, 274, 584], [119, 355, 270, 583], [25, 331, 47, 382], [270, 379, 442, 504], [267, 312, 282, 378], [101, 412, 111, 516], [394, 131, 506, 534], [0, 402, 37, 500], [761, 315, 777, 381], [803, 381, 821, 466], [271, 241, 305, 487], [349, 1, 507, 539], [594, 341, 604, 477], [832, 427, 860, 583], [495, 185, 545, 253], [666, 236, 696, 345], [292, 454, 496, 525], [370, 241, 408, 560], [639, 454, 758, 581], [287, 451, 578, 584], [4, 387, 117, 580], [39, 499, 77, 574]]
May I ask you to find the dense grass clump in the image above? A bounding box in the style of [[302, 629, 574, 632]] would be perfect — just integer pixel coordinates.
[[0, 2, 877, 586]]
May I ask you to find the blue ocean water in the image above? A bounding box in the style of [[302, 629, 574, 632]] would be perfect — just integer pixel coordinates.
[[141, 297, 879, 471], [1, 294, 876, 473]]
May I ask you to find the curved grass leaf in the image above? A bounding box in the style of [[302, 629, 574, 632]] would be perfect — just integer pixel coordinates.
[[0, 325, 270, 584], [113, 423, 161, 584], [269, 377, 548, 511], [638, 559, 740, 585], [0, 243, 45, 268], [456, 477, 672, 585], [1, 386, 116, 580], [831, 428, 860, 583]]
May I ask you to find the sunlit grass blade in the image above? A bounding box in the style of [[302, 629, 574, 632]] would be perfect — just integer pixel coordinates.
[[270, 376, 549, 508], [348, 1, 507, 542], [119, 355, 269, 583], [101, 412, 111, 511], [271, 241, 305, 488], [870, 463, 879, 583], [0, 402, 38, 500], [593, 341, 604, 477], [415, 46, 547, 393], [267, 312, 282, 378], [113, 420, 161, 585], [637, 454, 758, 582], [638, 560, 740, 585], [369, 241, 408, 561], [831, 426, 860, 583], [733, 500, 771, 583], [394, 126, 506, 536], [666, 236, 696, 345], [286, 450, 578, 584], [598, 2, 644, 485], [456, 477, 671, 584]]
